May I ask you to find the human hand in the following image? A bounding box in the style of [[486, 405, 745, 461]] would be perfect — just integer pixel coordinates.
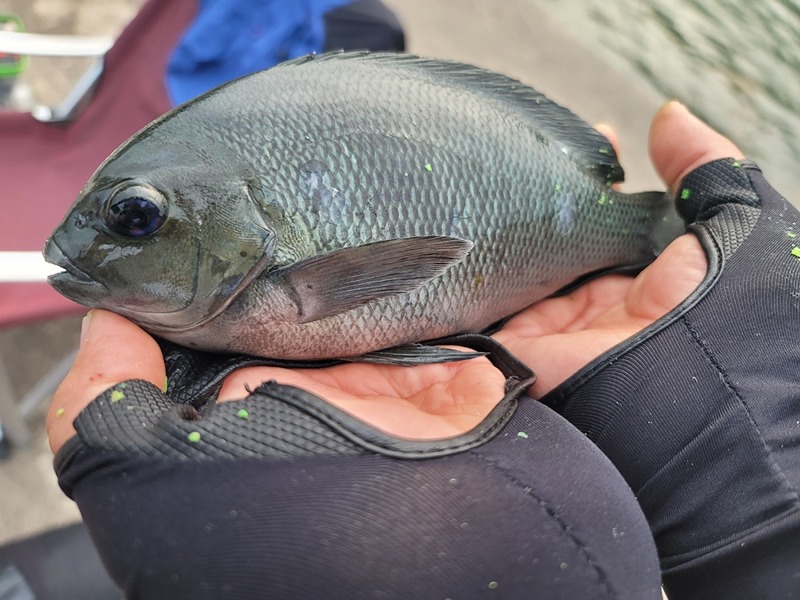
[[46, 101, 742, 454]]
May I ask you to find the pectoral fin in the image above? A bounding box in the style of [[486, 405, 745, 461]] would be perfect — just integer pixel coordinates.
[[276, 236, 473, 323]]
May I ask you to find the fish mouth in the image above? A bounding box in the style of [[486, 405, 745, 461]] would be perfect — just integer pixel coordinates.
[[42, 239, 107, 298]]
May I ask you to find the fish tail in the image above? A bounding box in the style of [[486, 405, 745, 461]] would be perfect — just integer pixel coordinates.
[[634, 191, 686, 255]]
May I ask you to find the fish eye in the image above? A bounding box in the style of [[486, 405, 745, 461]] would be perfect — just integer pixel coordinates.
[[104, 185, 167, 238]]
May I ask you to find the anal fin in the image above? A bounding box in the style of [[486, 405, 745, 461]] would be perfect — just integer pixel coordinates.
[[345, 343, 486, 366]]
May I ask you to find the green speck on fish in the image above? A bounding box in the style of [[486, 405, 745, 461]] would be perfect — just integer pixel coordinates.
[[598, 192, 608, 206], [424, 163, 433, 173], [187, 431, 202, 443], [787, 231, 797, 239], [791, 247, 800, 259], [237, 409, 250, 420], [732, 161, 741, 168], [163, 376, 169, 392], [517, 431, 528, 439], [680, 188, 691, 201], [598, 146, 611, 155], [110, 390, 125, 403], [488, 581, 499, 590]]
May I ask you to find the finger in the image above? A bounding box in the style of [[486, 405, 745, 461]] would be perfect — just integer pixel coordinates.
[[648, 101, 744, 194], [625, 233, 707, 321], [46, 309, 166, 454]]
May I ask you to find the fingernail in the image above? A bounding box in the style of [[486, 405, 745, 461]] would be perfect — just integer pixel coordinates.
[[661, 99, 686, 113], [80, 310, 94, 348]]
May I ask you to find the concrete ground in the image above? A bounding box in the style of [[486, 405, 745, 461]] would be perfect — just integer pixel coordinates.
[[0, 0, 665, 550]]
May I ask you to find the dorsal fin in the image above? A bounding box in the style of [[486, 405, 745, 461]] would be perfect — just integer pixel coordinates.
[[275, 51, 624, 185]]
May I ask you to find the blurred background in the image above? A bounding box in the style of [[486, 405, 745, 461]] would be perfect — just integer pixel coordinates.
[[0, 0, 798, 594]]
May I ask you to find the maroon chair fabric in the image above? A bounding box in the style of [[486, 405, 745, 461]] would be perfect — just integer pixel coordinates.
[[0, 0, 196, 327]]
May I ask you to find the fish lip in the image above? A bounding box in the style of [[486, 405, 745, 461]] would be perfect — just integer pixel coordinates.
[[43, 239, 105, 290]]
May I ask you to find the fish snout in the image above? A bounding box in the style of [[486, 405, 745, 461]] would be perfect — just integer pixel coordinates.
[[42, 237, 107, 303]]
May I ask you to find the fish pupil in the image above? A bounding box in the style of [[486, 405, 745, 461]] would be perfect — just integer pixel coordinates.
[[107, 196, 166, 237]]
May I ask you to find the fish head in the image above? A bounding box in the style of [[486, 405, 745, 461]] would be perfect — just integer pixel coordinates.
[[44, 144, 278, 333]]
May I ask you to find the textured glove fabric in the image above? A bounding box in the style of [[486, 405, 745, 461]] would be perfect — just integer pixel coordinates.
[[543, 159, 800, 599], [55, 338, 662, 599]]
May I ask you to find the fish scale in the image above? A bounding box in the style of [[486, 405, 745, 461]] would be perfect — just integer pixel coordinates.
[[44, 51, 683, 363]]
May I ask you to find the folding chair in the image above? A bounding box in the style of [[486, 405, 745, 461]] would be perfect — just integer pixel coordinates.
[[0, 0, 197, 447]]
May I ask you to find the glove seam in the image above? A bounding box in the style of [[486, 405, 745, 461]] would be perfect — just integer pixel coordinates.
[[680, 313, 800, 506], [468, 450, 618, 600]]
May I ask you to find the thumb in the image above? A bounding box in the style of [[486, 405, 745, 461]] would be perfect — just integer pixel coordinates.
[[46, 309, 166, 454], [649, 101, 745, 194]]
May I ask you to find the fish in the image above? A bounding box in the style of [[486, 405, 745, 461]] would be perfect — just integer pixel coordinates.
[[43, 51, 683, 365]]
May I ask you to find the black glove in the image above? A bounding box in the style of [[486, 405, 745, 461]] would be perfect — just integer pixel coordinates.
[[542, 158, 800, 599], [55, 335, 663, 599]]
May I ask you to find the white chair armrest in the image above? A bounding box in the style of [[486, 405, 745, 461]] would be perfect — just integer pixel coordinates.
[[0, 31, 113, 57], [0, 252, 62, 283]]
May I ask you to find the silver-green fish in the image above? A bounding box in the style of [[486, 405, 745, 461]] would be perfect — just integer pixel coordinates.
[[44, 52, 682, 363]]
